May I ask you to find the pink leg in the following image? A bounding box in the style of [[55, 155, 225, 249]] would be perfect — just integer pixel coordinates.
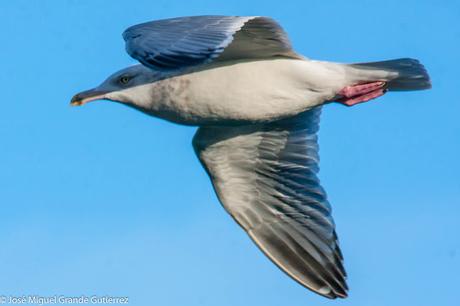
[[337, 81, 386, 106]]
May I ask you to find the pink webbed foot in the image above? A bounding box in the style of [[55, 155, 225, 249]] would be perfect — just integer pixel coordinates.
[[337, 81, 387, 106]]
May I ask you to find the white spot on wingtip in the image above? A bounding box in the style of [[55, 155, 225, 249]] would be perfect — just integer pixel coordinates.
[[319, 286, 331, 295]]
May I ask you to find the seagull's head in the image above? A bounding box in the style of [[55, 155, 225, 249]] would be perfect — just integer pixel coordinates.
[[70, 65, 158, 107]]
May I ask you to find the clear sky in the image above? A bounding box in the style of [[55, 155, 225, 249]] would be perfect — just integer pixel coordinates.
[[0, 1, 459, 305]]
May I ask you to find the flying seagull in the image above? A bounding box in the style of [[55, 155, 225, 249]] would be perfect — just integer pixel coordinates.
[[71, 16, 431, 299]]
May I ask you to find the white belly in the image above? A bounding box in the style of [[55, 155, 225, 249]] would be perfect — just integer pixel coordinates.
[[135, 59, 348, 125]]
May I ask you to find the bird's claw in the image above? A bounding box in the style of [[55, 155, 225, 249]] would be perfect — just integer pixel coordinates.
[[337, 81, 387, 106]]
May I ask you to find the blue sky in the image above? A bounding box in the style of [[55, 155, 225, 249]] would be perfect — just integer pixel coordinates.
[[0, 0, 459, 305]]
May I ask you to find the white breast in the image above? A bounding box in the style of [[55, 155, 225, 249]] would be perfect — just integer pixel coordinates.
[[123, 58, 350, 125]]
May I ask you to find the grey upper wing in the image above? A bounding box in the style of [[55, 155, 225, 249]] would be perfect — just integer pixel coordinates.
[[192, 107, 347, 299], [123, 15, 299, 71]]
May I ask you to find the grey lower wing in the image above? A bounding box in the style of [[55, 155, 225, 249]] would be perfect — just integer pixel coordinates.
[[192, 107, 348, 299], [123, 15, 299, 71]]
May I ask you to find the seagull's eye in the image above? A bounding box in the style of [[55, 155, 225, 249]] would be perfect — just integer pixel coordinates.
[[119, 76, 131, 85]]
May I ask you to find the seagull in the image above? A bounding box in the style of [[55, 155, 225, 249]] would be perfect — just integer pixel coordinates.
[[71, 16, 431, 299]]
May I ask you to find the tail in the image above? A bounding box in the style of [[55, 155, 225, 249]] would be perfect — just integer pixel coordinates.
[[350, 58, 431, 91]]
